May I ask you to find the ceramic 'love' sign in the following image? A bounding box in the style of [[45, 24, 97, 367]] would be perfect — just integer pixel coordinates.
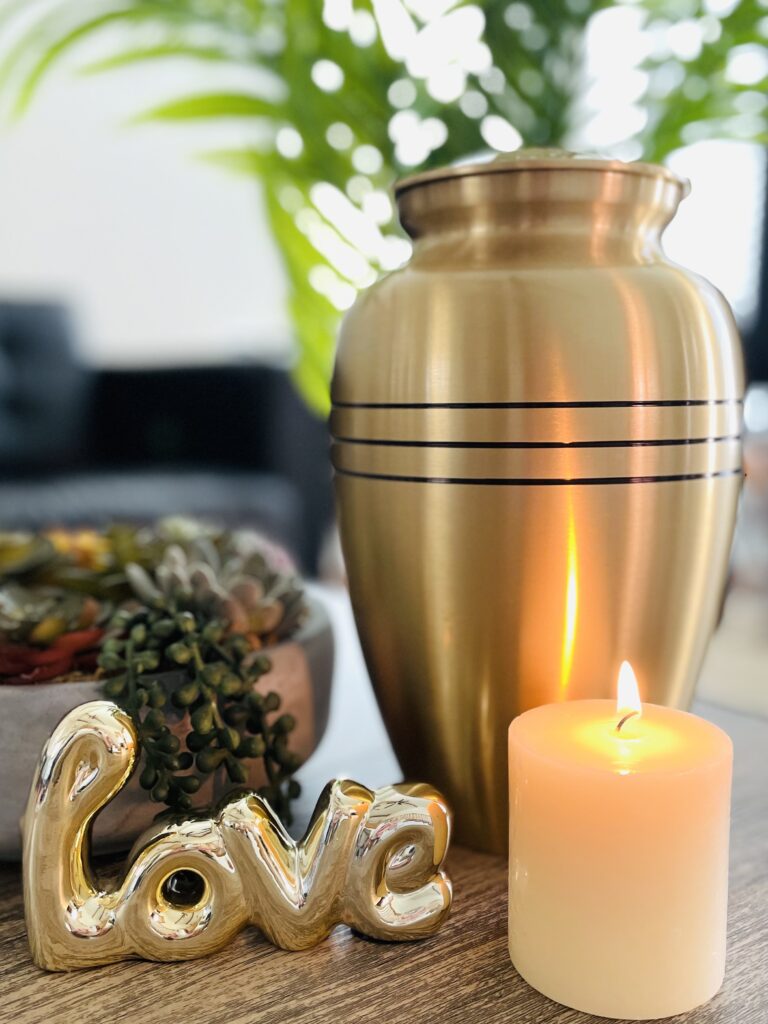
[[23, 702, 453, 971]]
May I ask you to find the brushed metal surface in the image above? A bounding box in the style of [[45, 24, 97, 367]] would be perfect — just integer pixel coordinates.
[[331, 150, 744, 853]]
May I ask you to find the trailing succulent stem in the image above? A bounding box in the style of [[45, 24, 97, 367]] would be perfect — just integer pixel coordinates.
[[95, 530, 307, 824], [100, 596, 301, 823]]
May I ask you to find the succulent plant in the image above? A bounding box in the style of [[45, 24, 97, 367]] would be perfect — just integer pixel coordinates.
[[0, 532, 58, 579], [0, 583, 106, 683], [125, 538, 305, 647], [99, 529, 308, 822], [0, 518, 308, 823], [45, 528, 113, 572]]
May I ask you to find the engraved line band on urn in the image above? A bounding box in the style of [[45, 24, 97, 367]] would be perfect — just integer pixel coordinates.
[[331, 436, 741, 449], [329, 400, 744, 448], [331, 398, 743, 409], [332, 468, 743, 486], [332, 439, 741, 483], [331, 397, 743, 486]]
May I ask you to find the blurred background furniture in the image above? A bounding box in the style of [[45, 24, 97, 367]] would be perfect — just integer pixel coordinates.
[[0, 299, 333, 573]]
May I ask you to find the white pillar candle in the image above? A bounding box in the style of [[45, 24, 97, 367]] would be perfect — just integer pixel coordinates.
[[508, 663, 732, 1020]]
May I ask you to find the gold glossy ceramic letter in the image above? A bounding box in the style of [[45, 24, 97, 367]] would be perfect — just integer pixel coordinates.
[[331, 150, 744, 853], [23, 702, 452, 971]]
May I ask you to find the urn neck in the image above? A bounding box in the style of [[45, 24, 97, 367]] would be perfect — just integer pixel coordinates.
[[395, 153, 688, 265]]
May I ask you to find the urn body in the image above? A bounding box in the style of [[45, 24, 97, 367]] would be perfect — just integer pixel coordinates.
[[331, 154, 743, 852]]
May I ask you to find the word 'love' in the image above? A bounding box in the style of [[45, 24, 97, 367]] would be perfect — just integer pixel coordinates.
[[23, 701, 453, 971]]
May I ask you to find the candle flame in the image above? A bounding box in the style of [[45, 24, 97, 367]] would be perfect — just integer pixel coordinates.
[[615, 661, 641, 732]]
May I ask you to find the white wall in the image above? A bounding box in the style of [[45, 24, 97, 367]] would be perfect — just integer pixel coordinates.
[[0, 55, 292, 366], [665, 141, 765, 324], [0, 41, 762, 370]]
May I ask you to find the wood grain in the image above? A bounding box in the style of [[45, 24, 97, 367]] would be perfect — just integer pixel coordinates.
[[0, 702, 765, 1024]]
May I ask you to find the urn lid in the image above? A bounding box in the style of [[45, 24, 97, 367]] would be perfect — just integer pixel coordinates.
[[394, 148, 690, 244], [395, 147, 689, 199]]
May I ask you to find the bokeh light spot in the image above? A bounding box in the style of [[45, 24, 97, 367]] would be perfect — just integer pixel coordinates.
[[275, 126, 303, 159], [504, 3, 533, 31], [352, 145, 384, 175], [327, 122, 354, 150], [460, 90, 489, 118], [350, 10, 378, 46], [388, 78, 418, 109], [480, 114, 523, 152], [311, 59, 345, 92]]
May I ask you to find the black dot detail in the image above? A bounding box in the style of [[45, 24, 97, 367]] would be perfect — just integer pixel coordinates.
[[161, 870, 206, 908]]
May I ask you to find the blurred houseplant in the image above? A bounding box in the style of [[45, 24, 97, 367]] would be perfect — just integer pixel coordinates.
[[0, 0, 765, 413], [0, 520, 335, 855]]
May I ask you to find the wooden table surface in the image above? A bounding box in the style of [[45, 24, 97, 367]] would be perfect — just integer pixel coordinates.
[[0, 592, 765, 1023]]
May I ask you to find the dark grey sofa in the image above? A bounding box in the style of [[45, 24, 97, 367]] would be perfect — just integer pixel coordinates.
[[0, 301, 333, 571]]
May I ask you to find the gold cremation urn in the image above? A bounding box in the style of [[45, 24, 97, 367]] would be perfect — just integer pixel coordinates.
[[331, 151, 743, 853]]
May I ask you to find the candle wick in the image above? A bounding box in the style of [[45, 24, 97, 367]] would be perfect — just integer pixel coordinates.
[[616, 710, 639, 734]]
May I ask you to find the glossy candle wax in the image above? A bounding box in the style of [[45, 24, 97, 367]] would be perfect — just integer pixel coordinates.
[[508, 700, 732, 1020]]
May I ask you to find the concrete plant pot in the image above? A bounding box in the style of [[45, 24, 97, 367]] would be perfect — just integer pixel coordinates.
[[0, 595, 334, 859]]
